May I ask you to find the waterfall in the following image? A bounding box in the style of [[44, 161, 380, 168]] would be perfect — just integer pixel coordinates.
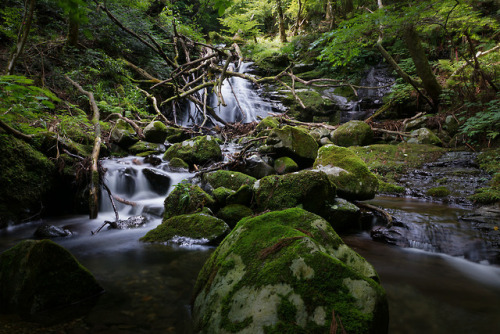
[[178, 62, 275, 126]]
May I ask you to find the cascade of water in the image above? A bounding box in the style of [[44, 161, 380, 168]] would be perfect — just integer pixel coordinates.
[[178, 62, 276, 126]]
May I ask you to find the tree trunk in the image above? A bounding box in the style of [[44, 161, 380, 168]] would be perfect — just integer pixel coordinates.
[[5, 0, 36, 75], [276, 0, 287, 43], [403, 24, 442, 107], [67, 17, 79, 46]]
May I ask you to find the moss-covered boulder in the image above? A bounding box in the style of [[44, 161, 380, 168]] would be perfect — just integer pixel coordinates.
[[203, 170, 257, 191], [254, 170, 336, 214], [163, 183, 215, 220], [255, 116, 280, 133], [163, 135, 222, 167], [128, 141, 165, 155], [168, 157, 189, 171], [226, 185, 254, 206], [0, 134, 55, 227], [140, 213, 229, 245], [314, 145, 379, 201], [331, 120, 373, 147], [263, 126, 318, 166], [142, 168, 171, 195], [213, 187, 236, 206], [217, 204, 253, 228], [322, 198, 362, 231], [274, 156, 299, 175], [143, 121, 168, 143], [192, 208, 388, 333], [0, 240, 103, 315], [110, 119, 138, 148], [407, 128, 443, 146], [165, 126, 191, 143]]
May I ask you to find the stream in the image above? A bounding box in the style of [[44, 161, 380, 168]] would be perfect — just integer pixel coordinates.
[[1, 64, 499, 333]]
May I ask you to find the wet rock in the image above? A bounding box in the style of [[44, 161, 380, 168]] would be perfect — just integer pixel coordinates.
[[314, 145, 379, 200], [331, 120, 373, 147], [110, 119, 139, 148], [165, 127, 191, 143], [143, 121, 168, 143], [262, 126, 318, 167], [192, 208, 388, 333], [273, 156, 299, 175], [255, 116, 280, 133], [163, 135, 222, 167], [322, 198, 362, 232], [238, 154, 276, 179], [212, 187, 235, 206], [0, 240, 103, 315], [163, 183, 215, 220], [140, 213, 229, 245], [143, 155, 162, 166], [143, 168, 171, 195], [226, 185, 253, 206], [107, 215, 147, 229], [128, 141, 166, 155], [254, 170, 336, 214], [34, 223, 72, 238], [407, 128, 442, 146]]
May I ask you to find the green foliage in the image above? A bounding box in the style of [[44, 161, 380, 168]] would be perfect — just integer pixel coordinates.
[[0, 2, 23, 40], [459, 95, 500, 144], [174, 182, 192, 209], [57, 0, 89, 23]]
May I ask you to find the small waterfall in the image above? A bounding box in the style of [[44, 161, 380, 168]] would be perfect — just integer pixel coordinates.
[[178, 62, 275, 126]]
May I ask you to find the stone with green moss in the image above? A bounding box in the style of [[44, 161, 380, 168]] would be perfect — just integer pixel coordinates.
[[143, 121, 168, 143], [274, 156, 299, 175], [378, 181, 406, 194], [0, 134, 56, 227], [331, 120, 373, 147], [165, 126, 190, 143], [213, 187, 236, 206], [192, 208, 388, 333], [163, 183, 215, 220], [226, 185, 254, 206], [314, 145, 379, 201], [254, 170, 336, 214], [128, 141, 165, 155], [322, 198, 361, 231], [407, 128, 443, 146], [0, 240, 103, 315], [168, 157, 189, 171], [203, 170, 257, 191], [140, 213, 229, 245], [217, 204, 253, 228], [426, 186, 451, 197], [163, 135, 222, 167], [255, 116, 280, 133], [110, 119, 138, 148], [263, 126, 318, 166]]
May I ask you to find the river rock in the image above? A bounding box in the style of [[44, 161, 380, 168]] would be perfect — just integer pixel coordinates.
[[212, 187, 235, 206], [314, 145, 379, 201], [407, 128, 442, 146], [255, 116, 280, 133], [254, 170, 336, 214], [226, 185, 253, 206], [192, 208, 388, 333], [216, 204, 253, 228], [143, 168, 171, 195], [163, 135, 222, 167], [203, 170, 257, 191], [163, 183, 215, 220], [110, 119, 139, 148], [165, 126, 190, 143], [238, 154, 276, 179], [143, 121, 168, 143], [128, 141, 166, 155], [107, 215, 147, 229], [331, 120, 373, 147], [274, 156, 299, 175], [262, 126, 318, 166], [34, 223, 72, 238], [322, 198, 361, 231], [140, 213, 229, 245], [0, 240, 103, 315]]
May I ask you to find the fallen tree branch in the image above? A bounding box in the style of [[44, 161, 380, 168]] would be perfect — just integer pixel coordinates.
[[105, 113, 145, 139], [0, 118, 34, 141], [355, 202, 393, 227]]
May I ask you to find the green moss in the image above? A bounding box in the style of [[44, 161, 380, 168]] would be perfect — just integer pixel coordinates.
[[140, 213, 229, 244], [378, 181, 406, 194], [468, 187, 500, 204], [265, 126, 319, 166], [226, 185, 254, 206], [128, 141, 164, 155], [204, 170, 257, 191], [169, 157, 189, 170], [163, 183, 215, 220], [426, 186, 451, 197], [274, 157, 299, 175], [331, 120, 373, 147], [212, 187, 235, 206], [256, 116, 280, 133], [163, 135, 222, 166], [217, 204, 253, 228]]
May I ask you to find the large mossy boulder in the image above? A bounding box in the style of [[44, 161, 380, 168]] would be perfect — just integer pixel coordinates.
[[314, 145, 379, 201], [274, 156, 299, 175], [0, 134, 55, 227], [203, 170, 257, 191], [255, 116, 280, 133], [192, 208, 388, 333], [110, 119, 139, 148], [163, 135, 222, 167], [263, 126, 318, 166], [254, 170, 336, 214], [140, 213, 229, 245], [331, 120, 373, 147], [128, 141, 165, 155], [217, 204, 253, 228], [143, 121, 168, 143], [0, 240, 103, 315], [323, 198, 362, 231], [163, 183, 215, 220]]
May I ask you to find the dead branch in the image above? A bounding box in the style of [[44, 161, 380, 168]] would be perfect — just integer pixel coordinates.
[[355, 202, 393, 227], [105, 113, 145, 139], [113, 195, 137, 207]]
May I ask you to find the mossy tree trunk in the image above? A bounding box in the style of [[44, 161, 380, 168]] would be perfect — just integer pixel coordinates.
[[403, 24, 442, 107], [276, 0, 287, 43]]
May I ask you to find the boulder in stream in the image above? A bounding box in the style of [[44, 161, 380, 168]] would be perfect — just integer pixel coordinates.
[[110, 119, 139, 148], [407, 128, 442, 146], [34, 223, 72, 238], [274, 156, 299, 175], [192, 208, 388, 333], [163, 135, 222, 167], [163, 183, 215, 220], [203, 170, 257, 191], [143, 168, 171, 195], [314, 144, 379, 201], [140, 213, 229, 245], [331, 120, 373, 147], [0, 240, 103, 315], [262, 126, 318, 166], [143, 121, 168, 143]]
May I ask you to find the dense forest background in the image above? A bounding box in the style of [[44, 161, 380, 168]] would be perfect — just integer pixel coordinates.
[[0, 0, 499, 223]]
